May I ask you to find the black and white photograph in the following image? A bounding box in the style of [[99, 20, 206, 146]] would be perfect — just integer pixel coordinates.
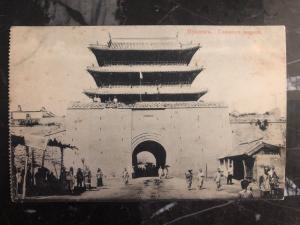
[[9, 26, 286, 201]]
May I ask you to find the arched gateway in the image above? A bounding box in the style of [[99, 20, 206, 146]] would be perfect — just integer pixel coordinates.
[[132, 141, 166, 178]]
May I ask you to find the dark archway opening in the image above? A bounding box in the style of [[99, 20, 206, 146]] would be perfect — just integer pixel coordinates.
[[233, 159, 244, 180], [132, 141, 166, 178]]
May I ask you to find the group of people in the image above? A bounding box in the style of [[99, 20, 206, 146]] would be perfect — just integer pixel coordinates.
[[66, 166, 131, 191], [158, 166, 169, 179], [15, 165, 74, 196], [16, 161, 280, 199], [34, 167, 59, 194], [15, 165, 59, 196], [185, 168, 225, 191], [184, 167, 262, 200], [259, 166, 280, 198], [133, 163, 161, 178], [61, 166, 93, 193], [96, 168, 130, 186], [66, 167, 104, 190], [185, 168, 205, 190]]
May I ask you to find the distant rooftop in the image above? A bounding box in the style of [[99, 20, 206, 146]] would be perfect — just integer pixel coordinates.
[[11, 106, 55, 118]]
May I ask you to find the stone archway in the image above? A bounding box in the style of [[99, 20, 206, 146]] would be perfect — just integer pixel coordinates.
[[132, 140, 166, 178]]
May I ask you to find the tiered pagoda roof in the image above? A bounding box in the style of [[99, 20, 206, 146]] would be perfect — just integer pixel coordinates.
[[89, 37, 200, 66], [85, 36, 206, 103], [87, 65, 203, 87]]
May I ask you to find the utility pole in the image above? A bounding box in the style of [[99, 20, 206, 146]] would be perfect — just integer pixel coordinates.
[[22, 146, 29, 199]]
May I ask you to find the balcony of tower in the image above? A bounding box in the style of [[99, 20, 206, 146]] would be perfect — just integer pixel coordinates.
[[83, 85, 208, 104]]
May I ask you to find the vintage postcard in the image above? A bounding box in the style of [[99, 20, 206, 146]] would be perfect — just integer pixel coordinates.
[[9, 26, 286, 201]]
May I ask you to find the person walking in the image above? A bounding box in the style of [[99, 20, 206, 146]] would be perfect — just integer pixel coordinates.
[[158, 166, 163, 179], [122, 168, 130, 185], [227, 165, 233, 185], [164, 166, 169, 179], [96, 168, 103, 187], [260, 167, 271, 198], [16, 169, 22, 195], [60, 166, 67, 191], [84, 167, 92, 190], [269, 166, 279, 197], [197, 169, 205, 190], [76, 168, 84, 188], [66, 167, 75, 193], [185, 169, 193, 190], [264, 167, 271, 197], [259, 175, 266, 197], [215, 168, 222, 191]]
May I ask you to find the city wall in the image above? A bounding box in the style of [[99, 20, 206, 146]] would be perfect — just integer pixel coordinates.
[[230, 112, 286, 147], [66, 103, 232, 182]]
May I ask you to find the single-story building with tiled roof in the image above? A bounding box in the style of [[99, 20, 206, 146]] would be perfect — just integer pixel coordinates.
[[218, 140, 284, 183]]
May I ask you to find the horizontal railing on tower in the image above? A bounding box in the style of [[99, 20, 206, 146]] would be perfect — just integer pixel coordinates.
[[93, 61, 189, 65], [97, 83, 192, 88]]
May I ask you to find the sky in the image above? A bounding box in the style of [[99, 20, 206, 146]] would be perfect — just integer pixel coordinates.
[[9, 26, 286, 116]]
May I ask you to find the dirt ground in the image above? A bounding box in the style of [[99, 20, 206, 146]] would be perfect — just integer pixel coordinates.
[[32, 177, 261, 200]]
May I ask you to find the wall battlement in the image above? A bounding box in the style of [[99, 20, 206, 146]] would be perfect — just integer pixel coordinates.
[[68, 101, 228, 110]]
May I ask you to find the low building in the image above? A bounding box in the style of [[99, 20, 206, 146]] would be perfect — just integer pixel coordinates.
[[219, 140, 284, 184], [219, 111, 286, 185], [11, 106, 55, 126]]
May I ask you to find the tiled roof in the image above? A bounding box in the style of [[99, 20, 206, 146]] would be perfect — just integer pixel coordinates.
[[87, 65, 203, 73], [219, 140, 281, 159], [89, 41, 199, 50]]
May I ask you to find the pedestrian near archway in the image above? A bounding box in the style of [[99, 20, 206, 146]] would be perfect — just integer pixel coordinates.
[[185, 169, 193, 190], [122, 168, 129, 185], [96, 168, 103, 187], [215, 168, 222, 191], [197, 169, 205, 190]]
